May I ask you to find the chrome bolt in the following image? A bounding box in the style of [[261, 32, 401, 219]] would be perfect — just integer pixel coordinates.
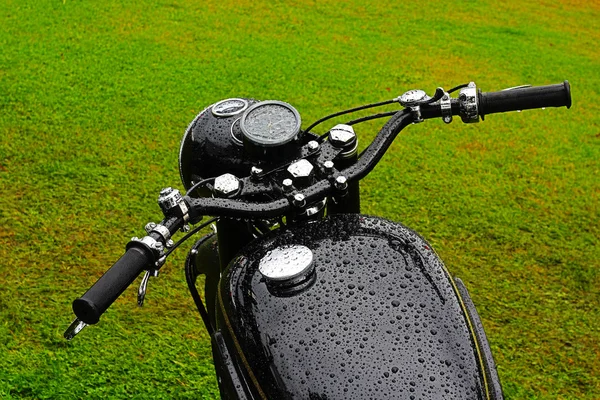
[[293, 193, 306, 207], [307, 140, 319, 151], [190, 249, 198, 256], [329, 124, 356, 148], [166, 239, 174, 248], [213, 173, 240, 197], [159, 187, 174, 196], [282, 178, 294, 193], [251, 166, 263, 178], [287, 159, 314, 180], [335, 175, 348, 190], [153, 241, 164, 251], [323, 160, 334, 175], [180, 224, 191, 233], [145, 222, 157, 233]]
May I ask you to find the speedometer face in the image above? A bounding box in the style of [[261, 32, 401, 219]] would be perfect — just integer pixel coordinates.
[[240, 101, 301, 147], [211, 98, 249, 117]]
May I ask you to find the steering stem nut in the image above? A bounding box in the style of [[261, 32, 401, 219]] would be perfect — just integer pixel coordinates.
[[329, 124, 356, 149]]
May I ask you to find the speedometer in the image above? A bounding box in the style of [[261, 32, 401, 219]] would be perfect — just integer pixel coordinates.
[[240, 101, 301, 148]]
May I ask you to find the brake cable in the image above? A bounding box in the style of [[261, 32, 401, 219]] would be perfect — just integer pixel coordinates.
[[186, 177, 216, 196], [346, 110, 400, 126], [303, 99, 397, 142], [161, 216, 219, 260]]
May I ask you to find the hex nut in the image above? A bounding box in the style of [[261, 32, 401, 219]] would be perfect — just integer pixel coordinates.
[[323, 160, 334, 175], [282, 178, 294, 192], [293, 193, 306, 207], [287, 159, 314, 179], [213, 173, 240, 196], [335, 175, 348, 190]]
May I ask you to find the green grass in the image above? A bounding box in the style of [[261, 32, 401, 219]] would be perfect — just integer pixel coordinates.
[[1, 0, 598, 398]]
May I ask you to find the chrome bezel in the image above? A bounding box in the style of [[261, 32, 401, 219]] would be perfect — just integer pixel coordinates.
[[240, 100, 301, 148], [211, 98, 249, 117], [230, 117, 244, 146]]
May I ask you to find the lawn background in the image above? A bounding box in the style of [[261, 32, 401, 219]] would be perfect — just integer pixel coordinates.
[[1, 0, 598, 399]]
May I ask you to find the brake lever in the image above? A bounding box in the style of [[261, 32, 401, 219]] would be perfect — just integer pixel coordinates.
[[64, 318, 87, 340], [137, 269, 160, 307], [424, 87, 446, 104]]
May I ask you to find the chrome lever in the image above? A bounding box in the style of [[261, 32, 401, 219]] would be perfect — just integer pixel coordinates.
[[501, 84, 532, 91], [64, 318, 87, 340], [138, 269, 159, 307]]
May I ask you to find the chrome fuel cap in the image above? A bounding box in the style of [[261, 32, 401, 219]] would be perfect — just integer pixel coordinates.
[[259, 245, 314, 285]]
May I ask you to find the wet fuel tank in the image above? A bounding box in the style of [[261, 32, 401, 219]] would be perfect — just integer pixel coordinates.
[[214, 214, 503, 399]]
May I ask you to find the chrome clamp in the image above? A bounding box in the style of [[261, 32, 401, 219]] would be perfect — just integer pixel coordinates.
[[130, 235, 164, 256], [129, 235, 166, 307], [458, 82, 479, 123], [144, 222, 171, 243], [397, 89, 431, 123], [440, 91, 452, 124]]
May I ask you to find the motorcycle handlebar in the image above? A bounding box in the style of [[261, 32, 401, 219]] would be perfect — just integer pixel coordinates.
[[479, 81, 571, 117], [72, 242, 154, 324], [69, 80, 572, 331]]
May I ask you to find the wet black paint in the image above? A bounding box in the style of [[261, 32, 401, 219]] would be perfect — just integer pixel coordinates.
[[217, 214, 490, 399]]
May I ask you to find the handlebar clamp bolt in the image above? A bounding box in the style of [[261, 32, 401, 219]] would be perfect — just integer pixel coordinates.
[[335, 175, 348, 191], [307, 140, 319, 151], [282, 178, 294, 193], [213, 173, 241, 198], [250, 166, 263, 180], [323, 160, 334, 175], [329, 124, 356, 149], [293, 193, 306, 208]]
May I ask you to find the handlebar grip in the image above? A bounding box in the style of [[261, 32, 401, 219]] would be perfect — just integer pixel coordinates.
[[479, 81, 571, 117], [72, 243, 153, 324]]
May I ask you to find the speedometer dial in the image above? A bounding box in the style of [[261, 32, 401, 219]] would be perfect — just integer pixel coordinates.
[[240, 101, 301, 147]]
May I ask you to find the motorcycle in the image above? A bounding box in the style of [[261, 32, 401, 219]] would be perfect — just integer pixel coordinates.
[[65, 81, 572, 399]]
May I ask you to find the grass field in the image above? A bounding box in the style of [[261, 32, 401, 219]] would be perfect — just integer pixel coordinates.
[[1, 0, 598, 398]]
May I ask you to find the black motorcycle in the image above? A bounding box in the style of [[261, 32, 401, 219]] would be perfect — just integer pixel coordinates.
[[65, 81, 572, 399]]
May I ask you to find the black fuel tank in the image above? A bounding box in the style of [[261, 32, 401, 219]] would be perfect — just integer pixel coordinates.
[[216, 214, 497, 399]]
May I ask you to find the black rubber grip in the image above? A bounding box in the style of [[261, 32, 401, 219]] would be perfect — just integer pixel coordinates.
[[479, 81, 571, 117], [72, 243, 153, 324]]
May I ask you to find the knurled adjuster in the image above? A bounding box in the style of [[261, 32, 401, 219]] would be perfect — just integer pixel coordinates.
[[157, 187, 190, 222]]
